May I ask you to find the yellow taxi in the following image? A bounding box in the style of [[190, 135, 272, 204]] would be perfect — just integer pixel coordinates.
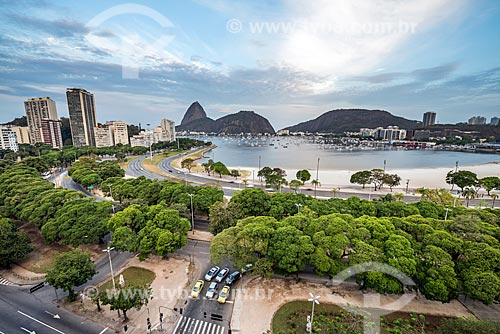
[[191, 280, 204, 298], [217, 285, 231, 304]]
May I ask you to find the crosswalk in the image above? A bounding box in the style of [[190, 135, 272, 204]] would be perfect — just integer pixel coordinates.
[[0, 276, 14, 286], [172, 316, 225, 334]]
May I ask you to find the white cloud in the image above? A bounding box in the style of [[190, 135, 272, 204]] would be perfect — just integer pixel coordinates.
[[275, 0, 466, 76]]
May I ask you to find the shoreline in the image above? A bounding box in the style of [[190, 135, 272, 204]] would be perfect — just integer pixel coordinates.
[[226, 161, 500, 190]]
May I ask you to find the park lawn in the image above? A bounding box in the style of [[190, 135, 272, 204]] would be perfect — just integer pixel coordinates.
[[272, 301, 447, 334], [99, 266, 156, 291]]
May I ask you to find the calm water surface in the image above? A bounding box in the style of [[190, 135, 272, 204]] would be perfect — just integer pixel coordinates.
[[189, 136, 500, 170]]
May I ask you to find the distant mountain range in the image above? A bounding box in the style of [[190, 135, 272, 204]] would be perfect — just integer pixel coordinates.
[[176, 102, 276, 134], [284, 109, 421, 133]]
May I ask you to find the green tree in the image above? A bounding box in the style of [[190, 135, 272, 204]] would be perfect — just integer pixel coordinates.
[[446, 170, 478, 192], [350, 170, 372, 189], [479, 176, 500, 196], [0, 218, 32, 268], [230, 169, 240, 179], [462, 187, 477, 207], [212, 161, 230, 178], [462, 269, 500, 304], [439, 318, 500, 334], [100, 285, 151, 321], [383, 173, 401, 192], [289, 179, 303, 194], [181, 158, 195, 172], [46, 249, 96, 301], [370, 169, 385, 191], [296, 169, 311, 183]]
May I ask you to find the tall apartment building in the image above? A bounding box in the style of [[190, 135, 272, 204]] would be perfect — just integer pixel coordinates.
[[66, 88, 97, 147], [24, 97, 58, 144], [0, 126, 18, 152], [40, 119, 64, 148], [106, 121, 129, 145], [422, 112, 436, 127], [160, 118, 176, 142], [94, 125, 115, 147], [375, 126, 407, 141], [490, 117, 500, 126], [468, 116, 487, 125], [8, 126, 30, 144]]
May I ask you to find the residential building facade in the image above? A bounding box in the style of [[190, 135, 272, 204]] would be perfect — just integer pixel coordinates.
[[107, 121, 129, 145], [468, 116, 487, 125], [66, 88, 97, 147], [490, 117, 500, 126], [423, 112, 436, 127], [9, 126, 30, 144], [0, 126, 18, 152], [24, 97, 58, 144], [94, 125, 115, 147], [40, 119, 64, 148]]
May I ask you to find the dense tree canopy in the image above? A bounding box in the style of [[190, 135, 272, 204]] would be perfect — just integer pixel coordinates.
[[0, 218, 32, 268]]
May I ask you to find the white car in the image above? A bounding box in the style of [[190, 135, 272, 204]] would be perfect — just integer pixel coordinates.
[[205, 282, 218, 299], [204, 266, 220, 281], [215, 267, 230, 283]]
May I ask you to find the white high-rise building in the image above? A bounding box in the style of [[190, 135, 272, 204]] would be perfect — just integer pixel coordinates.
[[160, 118, 176, 142], [107, 121, 129, 145], [0, 126, 19, 152], [66, 88, 97, 147]]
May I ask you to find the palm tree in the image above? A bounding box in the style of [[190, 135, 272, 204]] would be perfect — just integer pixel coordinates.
[[394, 192, 404, 201], [331, 188, 339, 198], [462, 187, 477, 207], [242, 179, 248, 188], [491, 193, 498, 208], [311, 179, 320, 198]]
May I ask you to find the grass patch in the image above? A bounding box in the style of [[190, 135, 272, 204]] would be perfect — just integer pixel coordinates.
[[99, 266, 156, 291], [118, 156, 139, 170], [272, 301, 448, 334]]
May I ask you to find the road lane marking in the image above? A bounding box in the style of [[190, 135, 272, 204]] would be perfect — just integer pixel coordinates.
[[17, 311, 65, 334], [98, 327, 108, 334], [181, 317, 191, 334], [173, 316, 184, 334], [192, 319, 200, 334], [199, 252, 210, 255], [20, 327, 36, 334]]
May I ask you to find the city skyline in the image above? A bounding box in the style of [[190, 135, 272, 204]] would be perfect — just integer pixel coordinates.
[[0, 1, 499, 129]]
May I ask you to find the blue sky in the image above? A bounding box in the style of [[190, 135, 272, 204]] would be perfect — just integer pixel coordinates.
[[0, 0, 499, 129]]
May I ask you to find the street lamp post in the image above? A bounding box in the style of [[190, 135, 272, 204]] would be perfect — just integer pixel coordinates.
[[405, 179, 410, 193], [102, 246, 116, 294], [444, 207, 450, 221], [383, 159, 387, 173], [295, 203, 302, 214], [307, 292, 320, 333], [188, 193, 195, 232]]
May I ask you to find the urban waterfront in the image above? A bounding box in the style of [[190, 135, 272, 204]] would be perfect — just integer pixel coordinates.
[[190, 136, 500, 171]]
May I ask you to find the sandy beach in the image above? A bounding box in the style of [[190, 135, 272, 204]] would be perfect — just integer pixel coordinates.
[[231, 162, 500, 191]]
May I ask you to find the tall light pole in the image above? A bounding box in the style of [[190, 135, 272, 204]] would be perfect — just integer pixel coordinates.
[[307, 292, 320, 333], [383, 159, 387, 173], [455, 160, 459, 172], [102, 246, 116, 293], [405, 179, 410, 193], [314, 157, 320, 198], [444, 207, 450, 221], [258, 155, 262, 183], [188, 193, 195, 232], [295, 203, 302, 214]]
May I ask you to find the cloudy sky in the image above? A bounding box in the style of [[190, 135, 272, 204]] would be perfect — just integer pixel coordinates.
[[0, 0, 499, 129]]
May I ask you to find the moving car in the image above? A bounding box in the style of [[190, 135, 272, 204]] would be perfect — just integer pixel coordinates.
[[191, 280, 204, 298], [215, 267, 230, 283], [217, 285, 231, 304], [206, 282, 218, 299], [204, 266, 220, 281], [225, 271, 241, 285]]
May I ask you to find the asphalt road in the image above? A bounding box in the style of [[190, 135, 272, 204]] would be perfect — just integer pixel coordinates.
[[174, 241, 238, 334]]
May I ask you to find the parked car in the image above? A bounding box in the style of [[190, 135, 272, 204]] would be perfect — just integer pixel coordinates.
[[206, 282, 218, 299], [215, 267, 230, 283], [204, 266, 220, 281], [191, 280, 204, 298], [240, 264, 253, 274], [225, 271, 241, 285], [217, 285, 231, 304]]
